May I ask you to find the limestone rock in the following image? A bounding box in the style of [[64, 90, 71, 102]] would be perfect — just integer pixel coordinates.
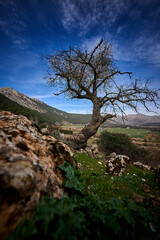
[[133, 162, 154, 171], [41, 127, 49, 134], [106, 152, 130, 176], [77, 143, 99, 158], [0, 111, 75, 239]]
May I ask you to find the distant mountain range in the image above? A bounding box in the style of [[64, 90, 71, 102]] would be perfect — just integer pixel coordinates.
[[108, 114, 160, 127], [0, 87, 160, 127]]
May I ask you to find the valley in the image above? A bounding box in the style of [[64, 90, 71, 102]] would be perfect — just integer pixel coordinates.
[[0, 87, 160, 157]]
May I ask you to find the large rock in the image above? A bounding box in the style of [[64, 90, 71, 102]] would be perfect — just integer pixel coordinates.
[[106, 152, 130, 176], [0, 111, 75, 239]]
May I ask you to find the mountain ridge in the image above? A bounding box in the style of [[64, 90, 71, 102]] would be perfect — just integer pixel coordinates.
[[0, 87, 92, 125], [0, 87, 47, 113], [0, 87, 160, 126]]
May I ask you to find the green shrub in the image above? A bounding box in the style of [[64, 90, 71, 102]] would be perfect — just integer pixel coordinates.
[[60, 129, 73, 135], [97, 130, 147, 160]]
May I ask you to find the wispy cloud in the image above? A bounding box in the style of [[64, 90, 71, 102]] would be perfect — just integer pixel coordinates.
[[59, 0, 100, 35], [81, 36, 102, 51], [29, 94, 54, 99], [0, 0, 28, 49], [58, 0, 129, 35], [116, 33, 160, 67], [68, 109, 92, 114], [116, 25, 126, 34], [101, 26, 160, 68]]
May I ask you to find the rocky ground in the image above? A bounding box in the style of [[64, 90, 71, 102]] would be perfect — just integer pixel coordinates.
[[0, 111, 75, 240]]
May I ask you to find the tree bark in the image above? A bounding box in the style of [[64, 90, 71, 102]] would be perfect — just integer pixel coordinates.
[[66, 100, 112, 149]]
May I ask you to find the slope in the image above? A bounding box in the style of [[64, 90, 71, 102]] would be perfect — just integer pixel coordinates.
[[0, 93, 91, 125]]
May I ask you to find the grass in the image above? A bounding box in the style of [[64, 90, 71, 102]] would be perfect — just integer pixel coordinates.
[[62, 124, 160, 141], [8, 153, 160, 239], [101, 128, 154, 139], [75, 152, 159, 202]]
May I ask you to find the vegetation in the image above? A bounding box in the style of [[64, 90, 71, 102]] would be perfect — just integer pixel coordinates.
[[104, 127, 153, 139], [75, 153, 159, 200], [0, 93, 46, 124], [0, 93, 91, 126], [97, 130, 147, 161], [43, 39, 159, 149], [8, 160, 160, 240], [60, 129, 73, 135]]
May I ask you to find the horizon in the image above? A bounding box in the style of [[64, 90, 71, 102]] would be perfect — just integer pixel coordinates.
[[0, 86, 160, 117], [0, 0, 160, 115]]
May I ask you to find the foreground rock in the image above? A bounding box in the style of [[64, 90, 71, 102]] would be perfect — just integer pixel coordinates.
[[79, 143, 99, 158], [106, 152, 130, 176], [0, 111, 75, 239]]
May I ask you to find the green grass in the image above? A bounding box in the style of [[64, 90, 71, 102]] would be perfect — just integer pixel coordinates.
[[8, 157, 160, 239], [101, 128, 153, 139], [75, 152, 159, 201]]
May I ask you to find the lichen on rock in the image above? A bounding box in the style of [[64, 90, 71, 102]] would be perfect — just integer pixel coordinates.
[[106, 152, 130, 176], [0, 111, 75, 239]]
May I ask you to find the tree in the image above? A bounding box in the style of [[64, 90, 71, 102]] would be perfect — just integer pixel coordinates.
[[43, 39, 159, 149]]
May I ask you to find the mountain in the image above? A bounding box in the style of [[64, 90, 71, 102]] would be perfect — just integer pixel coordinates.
[[0, 87, 91, 125], [111, 113, 160, 127], [0, 87, 46, 113], [0, 87, 160, 127], [124, 114, 160, 126]]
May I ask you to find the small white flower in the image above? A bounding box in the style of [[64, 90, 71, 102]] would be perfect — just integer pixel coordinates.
[[111, 177, 114, 180], [133, 174, 137, 176], [142, 178, 146, 182], [127, 173, 129, 175]]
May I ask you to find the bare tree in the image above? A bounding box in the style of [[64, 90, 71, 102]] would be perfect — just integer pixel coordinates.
[[43, 39, 159, 149]]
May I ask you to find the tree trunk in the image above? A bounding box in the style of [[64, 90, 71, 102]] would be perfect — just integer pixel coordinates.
[[66, 100, 111, 149]]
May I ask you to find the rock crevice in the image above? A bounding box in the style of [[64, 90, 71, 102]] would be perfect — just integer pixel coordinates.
[[0, 111, 75, 239]]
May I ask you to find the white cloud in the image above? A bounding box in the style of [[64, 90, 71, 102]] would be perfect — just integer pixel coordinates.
[[101, 28, 160, 68], [29, 94, 54, 99], [81, 36, 102, 51], [116, 25, 126, 34], [0, 0, 28, 49], [68, 109, 92, 114], [58, 0, 129, 35]]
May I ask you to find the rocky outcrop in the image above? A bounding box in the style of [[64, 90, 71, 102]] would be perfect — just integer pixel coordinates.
[[0, 111, 75, 240], [106, 152, 130, 176]]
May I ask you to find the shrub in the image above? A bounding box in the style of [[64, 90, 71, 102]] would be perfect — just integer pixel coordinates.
[[60, 129, 73, 135], [97, 130, 147, 160]]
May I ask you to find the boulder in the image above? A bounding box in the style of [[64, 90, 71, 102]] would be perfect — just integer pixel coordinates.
[[77, 144, 99, 158], [0, 111, 75, 239], [41, 127, 49, 134], [106, 152, 130, 176]]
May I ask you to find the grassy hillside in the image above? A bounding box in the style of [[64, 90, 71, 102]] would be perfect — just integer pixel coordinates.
[[0, 93, 91, 125]]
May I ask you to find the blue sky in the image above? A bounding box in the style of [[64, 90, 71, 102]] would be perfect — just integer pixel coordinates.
[[0, 0, 160, 115]]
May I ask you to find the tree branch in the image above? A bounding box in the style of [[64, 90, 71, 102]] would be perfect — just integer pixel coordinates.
[[96, 71, 132, 90]]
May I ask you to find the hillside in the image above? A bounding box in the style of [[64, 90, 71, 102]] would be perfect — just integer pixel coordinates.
[[0, 88, 92, 125], [102, 114, 160, 128], [0, 87, 160, 127]]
